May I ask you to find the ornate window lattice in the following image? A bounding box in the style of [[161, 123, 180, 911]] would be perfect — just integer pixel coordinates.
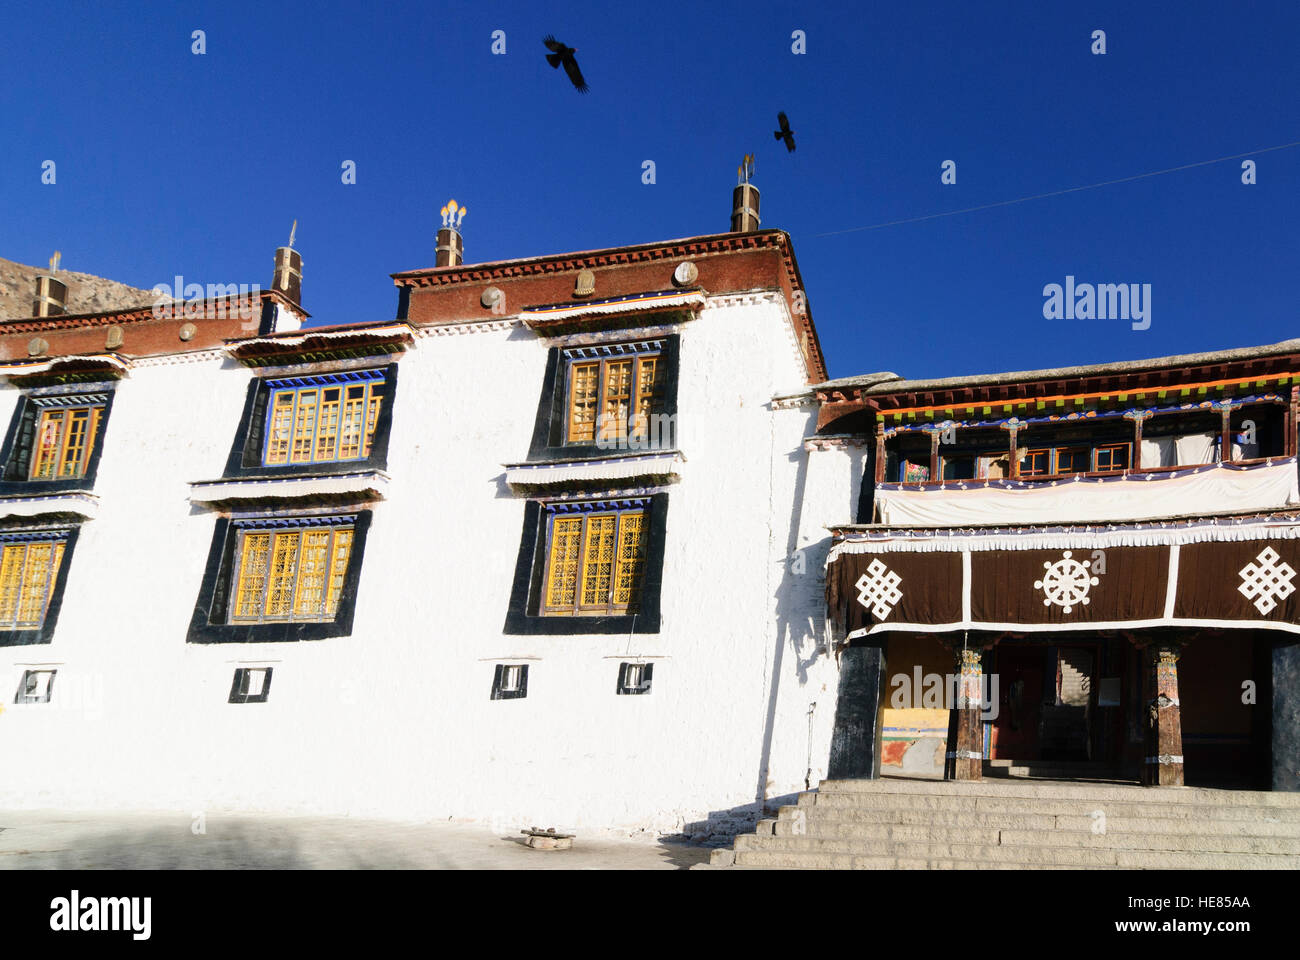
[[231, 521, 355, 623], [0, 535, 68, 629], [542, 503, 648, 616], [564, 347, 663, 446], [262, 372, 385, 466], [29, 398, 105, 481]]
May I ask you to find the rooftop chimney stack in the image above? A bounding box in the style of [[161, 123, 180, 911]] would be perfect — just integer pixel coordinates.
[[272, 220, 303, 304], [436, 199, 467, 267], [730, 154, 760, 232], [33, 251, 68, 318]]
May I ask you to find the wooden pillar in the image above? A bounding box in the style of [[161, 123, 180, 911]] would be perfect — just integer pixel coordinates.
[[1002, 419, 1022, 479], [929, 429, 940, 481], [1220, 406, 1233, 463], [1142, 644, 1185, 787], [944, 646, 984, 781], [873, 421, 886, 484], [1127, 409, 1151, 471], [1290, 386, 1299, 457]]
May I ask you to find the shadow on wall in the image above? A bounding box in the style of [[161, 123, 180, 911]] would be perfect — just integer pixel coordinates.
[[667, 792, 804, 846], [752, 436, 870, 807]]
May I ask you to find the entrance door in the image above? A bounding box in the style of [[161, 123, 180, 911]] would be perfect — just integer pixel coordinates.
[[1041, 646, 1094, 760], [991, 645, 1045, 760]]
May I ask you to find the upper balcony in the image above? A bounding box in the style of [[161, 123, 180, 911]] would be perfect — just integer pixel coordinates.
[[814, 339, 1300, 527]]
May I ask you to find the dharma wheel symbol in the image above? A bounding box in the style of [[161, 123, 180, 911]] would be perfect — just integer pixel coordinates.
[[1034, 551, 1099, 614]]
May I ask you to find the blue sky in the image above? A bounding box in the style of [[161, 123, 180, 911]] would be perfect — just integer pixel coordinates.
[[2, 0, 1297, 381]]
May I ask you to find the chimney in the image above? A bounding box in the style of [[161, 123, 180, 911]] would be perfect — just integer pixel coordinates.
[[436, 199, 467, 267], [272, 246, 303, 306], [33, 275, 68, 318], [730, 154, 760, 232], [32, 252, 67, 317]]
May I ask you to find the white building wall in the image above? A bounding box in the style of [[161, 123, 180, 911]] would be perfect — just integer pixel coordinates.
[[0, 293, 859, 835]]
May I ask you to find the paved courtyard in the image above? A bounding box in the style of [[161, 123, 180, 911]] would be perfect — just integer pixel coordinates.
[[0, 809, 711, 870]]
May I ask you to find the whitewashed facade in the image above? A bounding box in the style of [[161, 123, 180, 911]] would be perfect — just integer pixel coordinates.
[[0, 228, 861, 835]]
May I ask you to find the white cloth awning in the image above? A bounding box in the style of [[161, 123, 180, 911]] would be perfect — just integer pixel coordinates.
[[190, 471, 389, 505], [875, 458, 1299, 527], [0, 492, 99, 521], [504, 452, 684, 488], [520, 291, 704, 327]]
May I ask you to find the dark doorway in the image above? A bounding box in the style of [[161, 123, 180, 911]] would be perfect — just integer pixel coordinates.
[[1041, 645, 1094, 760], [991, 643, 1096, 761], [991, 645, 1045, 759]]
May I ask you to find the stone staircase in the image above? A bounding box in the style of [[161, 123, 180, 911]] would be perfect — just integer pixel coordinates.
[[704, 777, 1300, 869]]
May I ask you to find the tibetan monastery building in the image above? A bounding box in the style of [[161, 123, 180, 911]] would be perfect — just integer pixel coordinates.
[[0, 181, 1295, 837]]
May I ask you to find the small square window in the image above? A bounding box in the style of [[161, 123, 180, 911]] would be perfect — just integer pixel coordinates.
[[491, 663, 528, 700], [616, 662, 653, 696], [15, 668, 55, 703], [1019, 449, 1052, 477], [1094, 443, 1130, 473], [940, 455, 975, 480], [1055, 447, 1089, 475], [229, 667, 272, 703]]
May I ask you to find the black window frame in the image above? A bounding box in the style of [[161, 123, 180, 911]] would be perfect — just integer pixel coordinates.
[[616, 661, 653, 695], [0, 386, 116, 494], [504, 494, 668, 635], [186, 511, 371, 644], [491, 663, 529, 700], [527, 336, 680, 462], [14, 668, 56, 703], [222, 363, 399, 479], [0, 525, 79, 647], [228, 667, 273, 703]]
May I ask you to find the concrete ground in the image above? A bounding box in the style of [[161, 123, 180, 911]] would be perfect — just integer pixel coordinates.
[[0, 809, 711, 870]]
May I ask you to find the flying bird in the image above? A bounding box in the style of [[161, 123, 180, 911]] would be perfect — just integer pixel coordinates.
[[774, 111, 796, 152], [544, 35, 588, 93]]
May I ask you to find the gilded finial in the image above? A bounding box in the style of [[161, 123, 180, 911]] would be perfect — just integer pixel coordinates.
[[738, 154, 755, 185], [49, 250, 61, 273], [441, 199, 467, 230]]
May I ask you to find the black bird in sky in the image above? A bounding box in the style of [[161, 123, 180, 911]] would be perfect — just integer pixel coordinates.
[[774, 111, 796, 152], [544, 35, 588, 93]]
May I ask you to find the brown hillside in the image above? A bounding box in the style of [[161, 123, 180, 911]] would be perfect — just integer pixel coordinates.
[[0, 256, 164, 321]]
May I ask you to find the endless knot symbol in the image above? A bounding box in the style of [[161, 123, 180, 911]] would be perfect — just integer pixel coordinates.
[[1238, 546, 1296, 615], [855, 559, 903, 620], [1034, 550, 1098, 614]]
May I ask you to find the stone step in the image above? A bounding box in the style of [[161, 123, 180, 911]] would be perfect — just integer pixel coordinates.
[[816, 778, 1300, 807], [733, 837, 1299, 869], [765, 822, 1300, 854], [717, 858, 1123, 870], [772, 809, 1300, 837], [996, 828, 1300, 855], [798, 795, 1300, 820]]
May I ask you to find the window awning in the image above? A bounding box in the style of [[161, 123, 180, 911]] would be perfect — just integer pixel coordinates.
[[189, 470, 389, 507], [519, 290, 704, 330], [504, 451, 684, 490], [0, 355, 131, 380], [826, 518, 1300, 638]]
